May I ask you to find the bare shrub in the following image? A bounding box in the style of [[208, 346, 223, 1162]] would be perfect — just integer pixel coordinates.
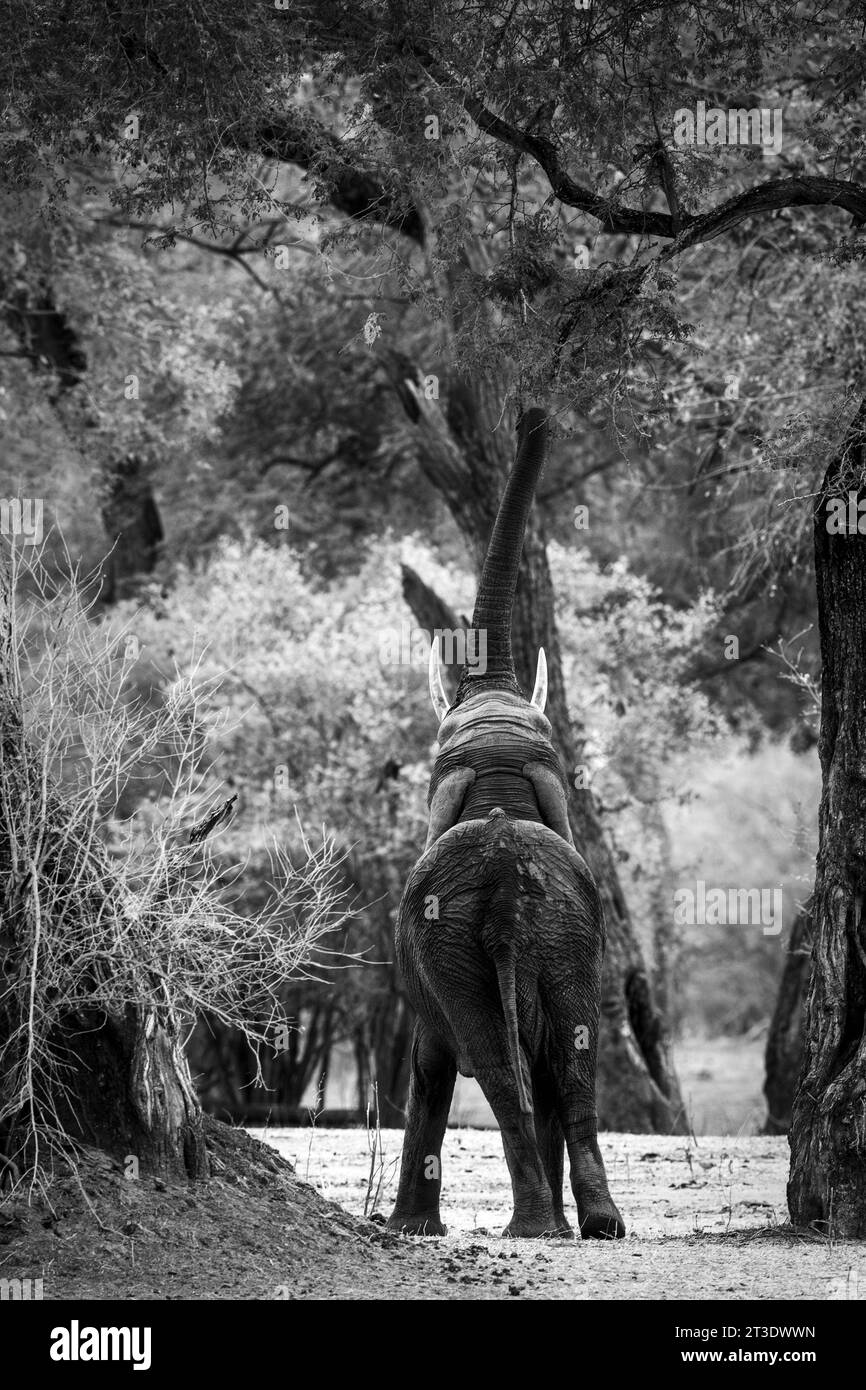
[[0, 543, 351, 1187]]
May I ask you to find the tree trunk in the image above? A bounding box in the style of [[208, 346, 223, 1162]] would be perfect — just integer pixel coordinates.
[[1, 275, 87, 393], [354, 1032, 371, 1115], [788, 401, 866, 1235], [648, 800, 677, 1025], [51, 1007, 208, 1179], [763, 904, 811, 1135], [99, 454, 165, 603], [0, 876, 208, 1184]]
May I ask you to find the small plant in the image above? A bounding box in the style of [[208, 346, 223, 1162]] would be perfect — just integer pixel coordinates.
[[362, 1078, 398, 1219], [363, 1079, 384, 1218], [304, 1072, 326, 1184]]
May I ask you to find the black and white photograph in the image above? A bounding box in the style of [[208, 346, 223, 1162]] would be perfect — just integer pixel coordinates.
[[1, 0, 864, 1346]]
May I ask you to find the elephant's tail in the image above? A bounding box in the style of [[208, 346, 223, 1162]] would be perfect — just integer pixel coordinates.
[[492, 954, 532, 1114]]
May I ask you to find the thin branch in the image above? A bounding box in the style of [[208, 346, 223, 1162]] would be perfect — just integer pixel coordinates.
[[99, 218, 289, 297], [256, 113, 425, 245]]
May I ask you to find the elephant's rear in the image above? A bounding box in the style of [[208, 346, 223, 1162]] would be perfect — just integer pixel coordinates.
[[396, 811, 605, 1074]]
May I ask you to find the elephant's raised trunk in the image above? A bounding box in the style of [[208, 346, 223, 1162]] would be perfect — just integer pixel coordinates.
[[455, 407, 549, 703]]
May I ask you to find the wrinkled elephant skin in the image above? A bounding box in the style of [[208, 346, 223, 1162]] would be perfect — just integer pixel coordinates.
[[388, 813, 625, 1240]]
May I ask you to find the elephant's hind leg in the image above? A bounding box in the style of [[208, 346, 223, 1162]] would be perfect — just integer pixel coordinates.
[[387, 1021, 456, 1236], [459, 1016, 558, 1237], [542, 1001, 626, 1239], [532, 1064, 573, 1237]]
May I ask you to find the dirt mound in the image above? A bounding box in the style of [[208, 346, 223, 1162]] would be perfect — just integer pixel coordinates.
[[0, 1118, 402, 1300]]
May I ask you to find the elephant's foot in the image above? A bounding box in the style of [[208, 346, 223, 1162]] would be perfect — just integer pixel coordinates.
[[503, 1209, 572, 1239], [577, 1196, 626, 1240], [568, 1139, 627, 1238], [386, 1212, 447, 1237]]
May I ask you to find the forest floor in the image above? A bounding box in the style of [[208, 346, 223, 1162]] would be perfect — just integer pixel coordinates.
[[3, 1119, 864, 1300], [262, 1127, 864, 1301]]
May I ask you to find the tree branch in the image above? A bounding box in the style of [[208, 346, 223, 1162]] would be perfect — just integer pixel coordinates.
[[100, 218, 282, 296], [415, 53, 866, 247], [661, 175, 866, 256], [400, 563, 466, 699], [257, 113, 425, 245], [260, 449, 342, 481]]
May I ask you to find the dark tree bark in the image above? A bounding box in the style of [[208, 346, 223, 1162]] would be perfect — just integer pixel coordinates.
[[763, 904, 812, 1135], [788, 402, 866, 1234], [3, 280, 87, 391], [258, 113, 425, 246], [391, 372, 686, 1132], [49, 1007, 208, 1179], [99, 454, 165, 603]]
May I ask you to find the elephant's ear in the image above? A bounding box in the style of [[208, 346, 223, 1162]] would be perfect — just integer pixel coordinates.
[[530, 647, 548, 711], [428, 634, 450, 722]]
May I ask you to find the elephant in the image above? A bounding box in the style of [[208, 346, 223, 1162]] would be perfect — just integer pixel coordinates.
[[387, 407, 625, 1240]]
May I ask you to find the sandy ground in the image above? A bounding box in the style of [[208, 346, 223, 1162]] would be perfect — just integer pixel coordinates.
[[4, 1112, 864, 1300], [258, 1127, 866, 1300]]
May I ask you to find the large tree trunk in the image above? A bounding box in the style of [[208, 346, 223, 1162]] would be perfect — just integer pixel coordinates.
[[763, 904, 811, 1135], [788, 402, 866, 1235], [49, 1007, 208, 1179], [393, 368, 686, 1132]]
